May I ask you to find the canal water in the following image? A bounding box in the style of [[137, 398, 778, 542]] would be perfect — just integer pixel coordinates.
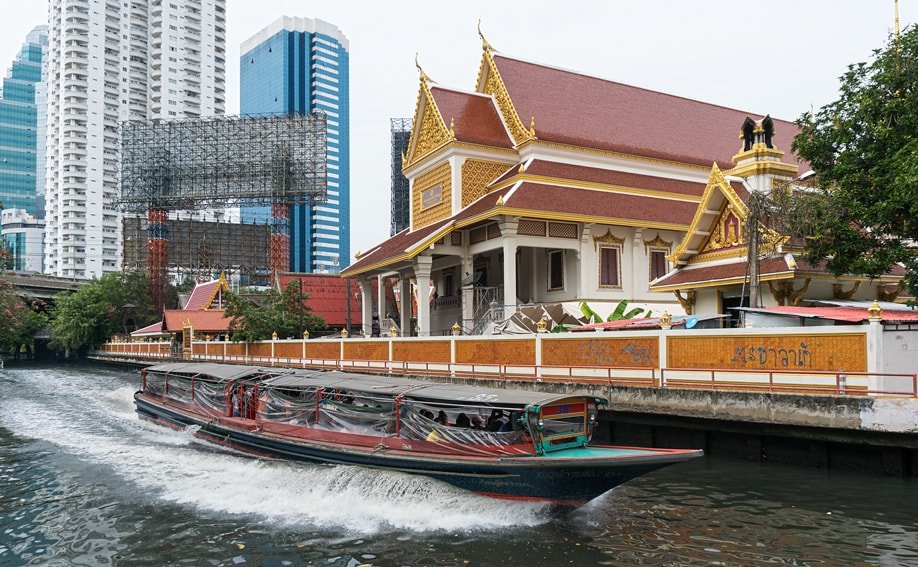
[[1, 364, 916, 566]]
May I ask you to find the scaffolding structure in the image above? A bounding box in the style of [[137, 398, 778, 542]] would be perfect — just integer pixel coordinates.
[[123, 214, 272, 283], [119, 114, 327, 311], [390, 118, 413, 236], [120, 114, 327, 211]]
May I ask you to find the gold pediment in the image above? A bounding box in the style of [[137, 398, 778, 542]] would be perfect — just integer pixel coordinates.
[[699, 203, 745, 253], [593, 229, 625, 247], [644, 233, 673, 249], [406, 75, 450, 166], [668, 163, 747, 263], [475, 46, 533, 146]]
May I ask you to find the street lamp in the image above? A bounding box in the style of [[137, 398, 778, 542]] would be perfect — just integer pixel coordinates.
[[746, 171, 817, 308]]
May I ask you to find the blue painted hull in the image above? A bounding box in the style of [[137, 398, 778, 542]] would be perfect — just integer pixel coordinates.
[[135, 393, 701, 507]]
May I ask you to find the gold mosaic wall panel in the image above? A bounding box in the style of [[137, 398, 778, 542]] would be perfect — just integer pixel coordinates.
[[225, 343, 245, 356], [392, 340, 451, 363], [456, 339, 536, 366], [667, 334, 867, 372], [275, 343, 301, 358], [461, 159, 511, 207], [343, 341, 388, 361], [542, 337, 659, 368], [306, 342, 342, 360], [412, 162, 452, 229], [248, 343, 272, 357]]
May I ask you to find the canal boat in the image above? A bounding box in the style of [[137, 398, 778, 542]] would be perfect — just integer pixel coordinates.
[[134, 362, 702, 508]]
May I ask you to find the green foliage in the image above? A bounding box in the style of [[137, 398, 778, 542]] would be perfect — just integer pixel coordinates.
[[225, 281, 328, 342], [578, 301, 603, 324], [0, 278, 47, 355], [578, 300, 648, 324], [607, 299, 647, 321], [48, 271, 158, 353], [791, 25, 918, 293]]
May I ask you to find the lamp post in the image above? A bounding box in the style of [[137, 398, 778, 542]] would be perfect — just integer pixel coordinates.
[[746, 170, 816, 308]]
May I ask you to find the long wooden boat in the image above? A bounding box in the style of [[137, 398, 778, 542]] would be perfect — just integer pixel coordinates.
[[134, 362, 702, 508]]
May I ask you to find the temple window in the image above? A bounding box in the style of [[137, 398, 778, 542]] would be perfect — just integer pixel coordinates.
[[649, 248, 669, 281], [420, 184, 442, 209], [548, 250, 564, 291], [599, 245, 622, 288]]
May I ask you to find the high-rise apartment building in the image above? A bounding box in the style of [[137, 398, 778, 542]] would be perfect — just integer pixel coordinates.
[[240, 16, 349, 273], [43, 0, 226, 279], [0, 26, 47, 217], [390, 118, 411, 236]]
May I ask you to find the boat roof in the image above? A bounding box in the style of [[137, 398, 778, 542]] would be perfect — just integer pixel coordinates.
[[150, 363, 605, 408], [145, 362, 294, 382], [263, 368, 604, 408]]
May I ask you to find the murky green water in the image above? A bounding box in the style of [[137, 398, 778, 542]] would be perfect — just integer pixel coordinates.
[[1, 364, 916, 566]]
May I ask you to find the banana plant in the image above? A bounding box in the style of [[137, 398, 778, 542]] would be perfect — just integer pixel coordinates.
[[579, 300, 648, 323], [607, 299, 647, 321]]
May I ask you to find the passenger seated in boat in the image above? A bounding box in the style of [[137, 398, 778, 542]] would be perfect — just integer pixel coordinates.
[[420, 409, 435, 420], [487, 409, 505, 432], [435, 410, 449, 425], [455, 413, 471, 428], [471, 415, 484, 429]]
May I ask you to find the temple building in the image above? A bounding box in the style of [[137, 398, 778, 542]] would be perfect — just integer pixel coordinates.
[[342, 34, 904, 336]]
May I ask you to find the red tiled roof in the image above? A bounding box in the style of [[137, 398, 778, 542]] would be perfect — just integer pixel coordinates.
[[184, 279, 224, 310], [756, 305, 918, 324], [493, 54, 805, 169], [131, 321, 164, 336], [516, 161, 709, 197], [430, 86, 513, 148], [653, 256, 905, 289], [504, 183, 699, 227], [341, 220, 452, 276], [277, 273, 373, 326], [570, 317, 681, 331], [164, 309, 232, 332]]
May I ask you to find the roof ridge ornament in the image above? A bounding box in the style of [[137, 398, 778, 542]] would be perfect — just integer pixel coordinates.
[[415, 52, 432, 83], [478, 19, 493, 52]]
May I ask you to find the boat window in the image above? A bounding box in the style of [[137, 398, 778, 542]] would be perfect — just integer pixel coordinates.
[[539, 402, 587, 442]]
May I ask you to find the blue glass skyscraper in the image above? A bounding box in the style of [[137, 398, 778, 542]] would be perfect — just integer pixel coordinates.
[[240, 17, 350, 273], [0, 26, 47, 216]]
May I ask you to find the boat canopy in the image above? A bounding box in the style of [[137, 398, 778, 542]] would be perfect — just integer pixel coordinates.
[[260, 368, 607, 409], [145, 362, 294, 382]]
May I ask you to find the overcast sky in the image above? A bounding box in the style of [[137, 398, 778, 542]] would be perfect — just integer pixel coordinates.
[[0, 1, 912, 264]]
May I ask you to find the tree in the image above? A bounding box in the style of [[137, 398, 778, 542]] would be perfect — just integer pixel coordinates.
[[0, 248, 47, 357], [0, 279, 47, 357], [225, 281, 327, 342], [792, 25, 918, 293], [49, 271, 158, 354]]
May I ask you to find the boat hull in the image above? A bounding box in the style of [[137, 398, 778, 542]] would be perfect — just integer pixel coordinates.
[[135, 393, 701, 507]]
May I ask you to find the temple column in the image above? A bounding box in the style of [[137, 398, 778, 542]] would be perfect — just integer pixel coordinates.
[[357, 277, 373, 337], [414, 255, 433, 336], [377, 274, 386, 335], [632, 228, 645, 296], [461, 253, 474, 328], [499, 217, 519, 318], [579, 224, 593, 300], [398, 274, 411, 336]]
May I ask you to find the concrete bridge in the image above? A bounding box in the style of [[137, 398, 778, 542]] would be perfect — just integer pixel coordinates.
[[4, 271, 86, 300]]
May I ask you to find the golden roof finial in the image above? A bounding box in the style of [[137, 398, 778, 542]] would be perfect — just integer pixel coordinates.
[[496, 195, 504, 207], [415, 52, 431, 82], [449, 117, 455, 137], [529, 116, 536, 137], [895, 0, 901, 53], [478, 19, 492, 52]]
